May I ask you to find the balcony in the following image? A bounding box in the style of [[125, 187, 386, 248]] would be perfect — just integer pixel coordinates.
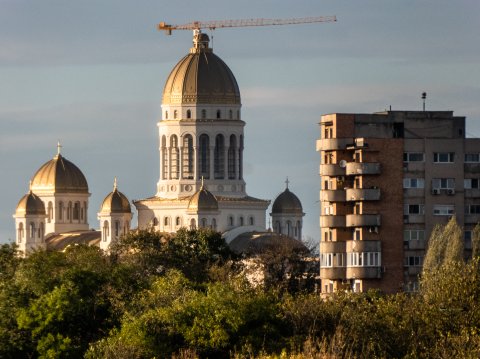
[[346, 214, 381, 227], [320, 190, 346, 202], [316, 138, 353, 151], [345, 188, 380, 201], [346, 267, 382, 279], [320, 215, 346, 228], [320, 241, 346, 253], [320, 267, 346, 280], [345, 162, 381, 175], [346, 240, 381, 253], [319, 164, 346, 177]]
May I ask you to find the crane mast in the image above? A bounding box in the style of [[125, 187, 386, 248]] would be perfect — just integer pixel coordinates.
[[158, 16, 337, 35]]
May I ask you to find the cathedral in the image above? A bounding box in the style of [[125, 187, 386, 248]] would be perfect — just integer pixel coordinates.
[[13, 30, 305, 255]]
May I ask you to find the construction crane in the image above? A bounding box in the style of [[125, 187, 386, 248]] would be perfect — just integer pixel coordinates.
[[157, 16, 337, 35]]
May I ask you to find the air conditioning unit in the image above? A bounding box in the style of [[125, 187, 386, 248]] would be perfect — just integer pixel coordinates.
[[432, 188, 441, 195], [447, 189, 455, 195]]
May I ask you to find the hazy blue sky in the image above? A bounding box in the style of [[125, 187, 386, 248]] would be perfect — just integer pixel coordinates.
[[1, 0, 479, 243]]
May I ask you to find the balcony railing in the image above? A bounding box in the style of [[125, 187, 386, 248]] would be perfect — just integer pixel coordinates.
[[320, 215, 346, 228], [346, 214, 381, 227], [345, 188, 380, 201], [319, 164, 346, 177], [316, 138, 353, 151], [345, 162, 381, 175], [320, 190, 346, 202]]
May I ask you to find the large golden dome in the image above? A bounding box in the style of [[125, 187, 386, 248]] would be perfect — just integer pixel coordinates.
[[162, 32, 241, 105], [15, 191, 46, 216], [31, 153, 88, 193]]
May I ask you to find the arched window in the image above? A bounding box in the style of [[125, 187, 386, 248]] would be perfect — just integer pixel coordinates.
[[165, 111, 168, 120], [164, 217, 170, 226], [162, 135, 168, 180], [30, 222, 35, 239], [152, 217, 158, 226], [240, 216, 244, 226], [176, 216, 181, 226], [174, 110, 178, 119], [18, 223, 24, 243], [212, 218, 217, 230], [190, 218, 196, 230], [297, 221, 302, 239], [201, 218, 207, 228], [182, 135, 194, 179], [275, 221, 281, 234], [216, 110, 221, 119], [199, 134, 210, 179], [47, 202, 53, 223], [103, 220, 109, 242], [39, 222, 44, 239], [249, 216, 254, 226], [239, 135, 244, 180], [287, 221, 292, 237], [229, 216, 234, 226], [214, 134, 225, 179], [187, 109, 191, 119], [228, 135, 237, 179], [201, 109, 207, 119], [67, 202, 72, 221], [73, 202, 80, 220], [229, 109, 233, 119], [170, 135, 179, 179], [59, 202, 64, 221]]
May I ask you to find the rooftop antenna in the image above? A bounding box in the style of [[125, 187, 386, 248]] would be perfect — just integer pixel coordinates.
[[421, 92, 427, 112]]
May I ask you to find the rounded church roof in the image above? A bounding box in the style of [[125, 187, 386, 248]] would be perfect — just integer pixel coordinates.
[[99, 179, 131, 214], [31, 150, 88, 194], [162, 31, 241, 106], [188, 184, 218, 212], [15, 191, 46, 216], [272, 187, 303, 215]]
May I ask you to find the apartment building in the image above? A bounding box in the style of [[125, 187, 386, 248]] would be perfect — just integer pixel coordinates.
[[317, 110, 480, 294]]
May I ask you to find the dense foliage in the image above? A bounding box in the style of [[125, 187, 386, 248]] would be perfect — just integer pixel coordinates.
[[1, 223, 480, 358]]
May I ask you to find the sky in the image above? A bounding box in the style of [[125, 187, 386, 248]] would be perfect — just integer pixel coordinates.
[[1, 0, 480, 243]]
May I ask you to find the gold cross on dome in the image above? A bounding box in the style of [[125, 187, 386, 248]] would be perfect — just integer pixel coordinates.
[[57, 141, 62, 155]]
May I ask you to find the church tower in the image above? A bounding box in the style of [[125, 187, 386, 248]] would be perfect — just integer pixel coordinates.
[[98, 178, 132, 251], [134, 31, 269, 239], [13, 187, 47, 254], [271, 180, 305, 241], [29, 144, 90, 235]]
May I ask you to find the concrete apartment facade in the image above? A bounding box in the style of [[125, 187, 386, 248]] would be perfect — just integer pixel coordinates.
[[317, 110, 480, 294]]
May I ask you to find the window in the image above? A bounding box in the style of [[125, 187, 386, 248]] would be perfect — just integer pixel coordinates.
[[170, 135, 179, 179], [249, 216, 254, 226], [199, 134, 210, 179], [73, 202, 80, 220], [404, 256, 423, 267], [17, 223, 24, 243], [201, 109, 207, 119], [186, 109, 191, 119], [190, 218, 196, 230], [229, 109, 233, 119], [152, 217, 158, 226], [403, 178, 425, 188], [201, 218, 207, 228], [228, 216, 234, 226], [176, 216, 181, 226], [182, 135, 194, 179], [115, 221, 120, 237], [214, 134, 225, 179], [173, 110, 178, 119], [162, 135, 168, 180], [354, 229, 361, 241], [464, 178, 480, 189], [404, 229, 425, 241], [434, 152, 454, 163], [404, 204, 424, 215], [216, 110, 221, 119], [403, 152, 424, 162], [324, 204, 334, 215], [59, 202, 64, 220], [240, 216, 244, 226], [103, 221, 109, 241], [465, 153, 480, 163], [165, 111, 168, 119], [48, 202, 53, 223], [212, 218, 217, 230], [347, 252, 381, 267], [466, 204, 480, 214], [164, 217, 170, 226], [228, 135, 237, 179], [433, 205, 455, 215], [432, 178, 455, 189]]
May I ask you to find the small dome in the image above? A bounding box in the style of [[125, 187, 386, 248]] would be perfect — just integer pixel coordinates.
[[15, 191, 46, 216], [99, 180, 131, 214], [31, 152, 88, 193], [272, 188, 303, 215], [162, 32, 241, 106], [188, 185, 218, 212]]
